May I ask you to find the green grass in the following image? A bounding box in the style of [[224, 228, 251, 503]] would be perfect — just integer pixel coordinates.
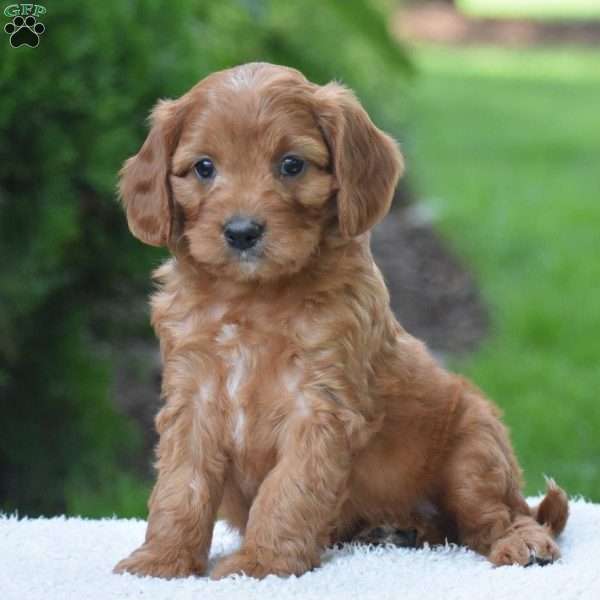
[[406, 45, 600, 500], [458, 0, 600, 20]]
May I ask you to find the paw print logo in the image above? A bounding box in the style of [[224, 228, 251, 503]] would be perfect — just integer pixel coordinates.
[[4, 15, 45, 48]]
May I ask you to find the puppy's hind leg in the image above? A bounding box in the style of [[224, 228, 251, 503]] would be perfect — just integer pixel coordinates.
[[440, 388, 567, 567], [490, 479, 568, 566]]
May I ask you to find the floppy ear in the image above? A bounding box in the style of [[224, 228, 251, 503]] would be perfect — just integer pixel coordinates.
[[315, 83, 404, 238], [119, 99, 186, 246]]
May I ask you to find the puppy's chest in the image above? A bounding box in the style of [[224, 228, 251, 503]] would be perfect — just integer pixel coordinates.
[[171, 302, 310, 459]]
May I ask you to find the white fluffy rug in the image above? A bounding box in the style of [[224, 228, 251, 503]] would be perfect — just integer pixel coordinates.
[[1, 498, 599, 600]]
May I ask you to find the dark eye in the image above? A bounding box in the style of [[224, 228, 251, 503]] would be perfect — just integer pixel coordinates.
[[194, 158, 216, 180], [280, 155, 305, 177]]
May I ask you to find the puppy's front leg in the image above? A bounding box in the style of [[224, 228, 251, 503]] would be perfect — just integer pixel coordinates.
[[211, 407, 353, 579], [114, 374, 227, 578]]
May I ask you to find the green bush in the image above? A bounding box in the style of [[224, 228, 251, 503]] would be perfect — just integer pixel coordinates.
[[0, 0, 411, 516]]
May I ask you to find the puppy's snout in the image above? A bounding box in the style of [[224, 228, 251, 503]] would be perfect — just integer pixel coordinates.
[[223, 217, 265, 251]]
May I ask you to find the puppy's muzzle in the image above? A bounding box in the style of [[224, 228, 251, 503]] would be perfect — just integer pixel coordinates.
[[223, 217, 265, 252]]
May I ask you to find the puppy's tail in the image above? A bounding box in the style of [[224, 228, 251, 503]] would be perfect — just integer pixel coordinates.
[[531, 477, 569, 537]]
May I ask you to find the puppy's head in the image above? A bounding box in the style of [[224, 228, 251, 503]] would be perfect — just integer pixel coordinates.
[[120, 63, 403, 281]]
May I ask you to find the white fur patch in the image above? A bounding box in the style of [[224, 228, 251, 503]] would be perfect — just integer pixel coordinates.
[[189, 475, 202, 493], [217, 324, 249, 450], [194, 379, 214, 407], [232, 409, 246, 448], [283, 367, 312, 417], [295, 392, 311, 418], [216, 323, 239, 345], [225, 347, 246, 398]]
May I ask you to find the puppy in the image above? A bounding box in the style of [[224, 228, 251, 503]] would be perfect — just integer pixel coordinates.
[[114, 62, 568, 579]]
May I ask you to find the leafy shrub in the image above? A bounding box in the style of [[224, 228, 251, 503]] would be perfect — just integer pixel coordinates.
[[0, 0, 411, 516]]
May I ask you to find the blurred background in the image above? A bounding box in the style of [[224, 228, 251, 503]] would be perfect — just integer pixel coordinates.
[[0, 0, 598, 518]]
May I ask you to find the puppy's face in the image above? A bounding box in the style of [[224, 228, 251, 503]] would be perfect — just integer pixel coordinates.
[[120, 63, 403, 282], [170, 70, 335, 281]]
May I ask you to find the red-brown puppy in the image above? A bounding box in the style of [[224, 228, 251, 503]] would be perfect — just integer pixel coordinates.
[[114, 62, 568, 579]]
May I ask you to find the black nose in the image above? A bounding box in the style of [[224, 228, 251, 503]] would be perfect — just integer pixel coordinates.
[[223, 217, 265, 251]]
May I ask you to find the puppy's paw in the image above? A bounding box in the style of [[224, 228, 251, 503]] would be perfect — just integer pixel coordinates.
[[114, 543, 205, 578], [489, 528, 560, 567], [210, 548, 311, 580]]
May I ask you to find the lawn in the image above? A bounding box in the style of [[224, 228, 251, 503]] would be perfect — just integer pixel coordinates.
[[406, 45, 600, 500], [459, 0, 600, 20]]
